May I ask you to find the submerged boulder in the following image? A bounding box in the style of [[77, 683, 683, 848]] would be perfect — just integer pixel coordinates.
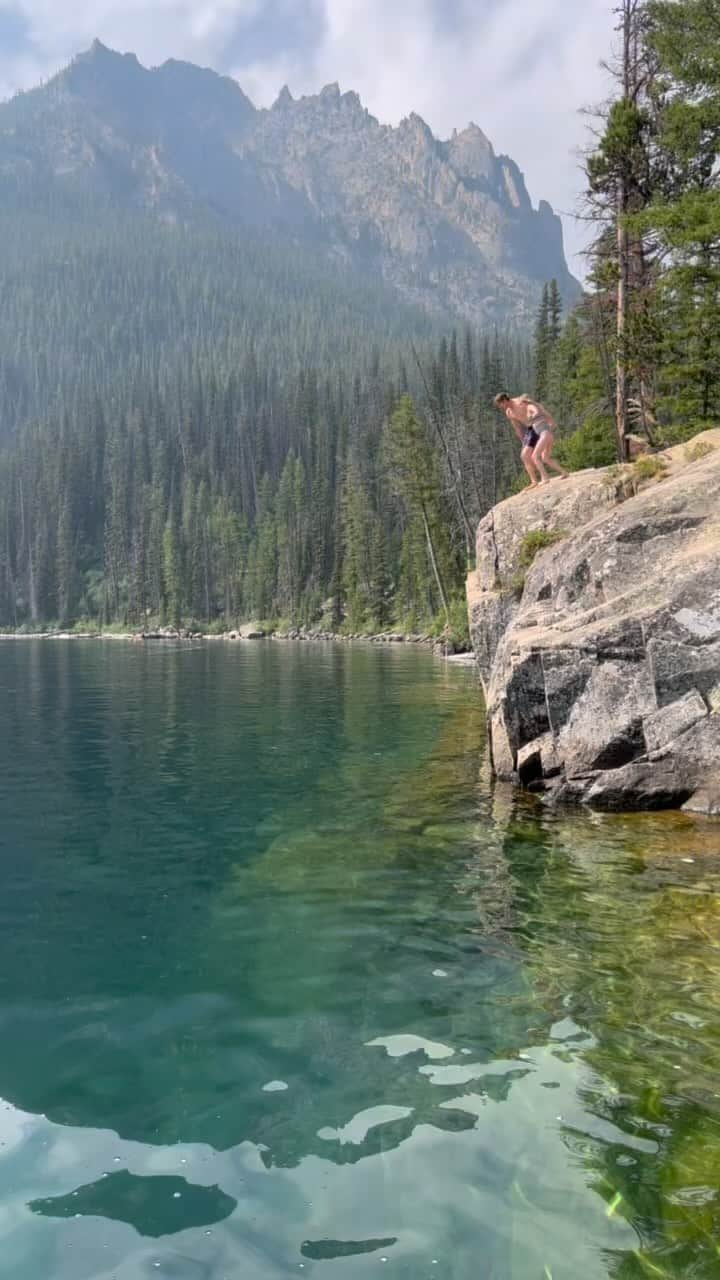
[[467, 430, 720, 814]]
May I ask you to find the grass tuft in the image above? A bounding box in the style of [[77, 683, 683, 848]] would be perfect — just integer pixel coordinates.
[[632, 454, 669, 483], [518, 528, 567, 569], [684, 439, 715, 464]]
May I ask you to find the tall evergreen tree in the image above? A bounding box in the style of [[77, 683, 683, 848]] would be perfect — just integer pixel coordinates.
[[548, 279, 563, 345], [640, 0, 720, 423], [383, 396, 462, 625], [533, 284, 551, 400], [586, 0, 662, 454]]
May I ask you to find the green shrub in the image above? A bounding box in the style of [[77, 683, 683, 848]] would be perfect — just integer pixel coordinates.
[[556, 417, 617, 471], [446, 594, 471, 650], [633, 455, 668, 483], [101, 620, 133, 635], [429, 595, 471, 650], [518, 528, 567, 569], [395, 611, 423, 635], [662, 420, 717, 446]]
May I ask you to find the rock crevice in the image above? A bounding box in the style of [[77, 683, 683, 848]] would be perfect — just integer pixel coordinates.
[[467, 431, 720, 814]]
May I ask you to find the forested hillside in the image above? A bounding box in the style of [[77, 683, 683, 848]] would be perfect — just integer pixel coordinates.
[[1, 0, 719, 638], [0, 225, 532, 632], [0, 215, 441, 439], [0, 161, 534, 635]]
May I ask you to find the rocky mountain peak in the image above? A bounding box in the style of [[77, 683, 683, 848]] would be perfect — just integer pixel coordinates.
[[57, 41, 153, 132], [400, 111, 435, 143], [154, 57, 255, 118], [0, 44, 580, 325], [82, 38, 133, 64], [67, 39, 143, 82], [273, 85, 294, 110], [445, 123, 495, 183], [280, 82, 373, 131]]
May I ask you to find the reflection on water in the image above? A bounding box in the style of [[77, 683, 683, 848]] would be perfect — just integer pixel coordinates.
[[0, 641, 718, 1279], [31, 1172, 237, 1238]]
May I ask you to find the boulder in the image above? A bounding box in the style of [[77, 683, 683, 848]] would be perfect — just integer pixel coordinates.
[[643, 689, 708, 756], [467, 430, 720, 812], [683, 773, 720, 817]]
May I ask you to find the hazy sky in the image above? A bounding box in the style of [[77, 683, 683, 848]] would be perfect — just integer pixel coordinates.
[[0, 0, 614, 275]]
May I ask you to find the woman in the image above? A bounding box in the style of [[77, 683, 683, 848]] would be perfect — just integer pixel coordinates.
[[521, 394, 568, 482], [493, 392, 542, 487], [494, 392, 568, 485]]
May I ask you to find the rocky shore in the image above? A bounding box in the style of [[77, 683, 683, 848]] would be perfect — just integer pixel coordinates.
[[0, 624, 468, 658], [467, 430, 720, 816]]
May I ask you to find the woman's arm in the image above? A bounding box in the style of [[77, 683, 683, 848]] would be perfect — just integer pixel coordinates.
[[505, 410, 525, 441], [534, 400, 558, 430]]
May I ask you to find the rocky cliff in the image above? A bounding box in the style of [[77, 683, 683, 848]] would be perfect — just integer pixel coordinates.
[[0, 41, 579, 325], [467, 432, 720, 815]]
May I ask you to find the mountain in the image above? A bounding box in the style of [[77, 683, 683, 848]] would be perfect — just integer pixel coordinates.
[[0, 40, 579, 326], [0, 43, 561, 637]]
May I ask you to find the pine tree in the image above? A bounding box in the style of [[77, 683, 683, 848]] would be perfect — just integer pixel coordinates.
[[548, 279, 563, 345], [586, 0, 663, 453], [56, 493, 74, 627], [368, 521, 392, 630], [341, 464, 376, 631], [384, 396, 461, 624], [640, 0, 720, 425], [162, 520, 182, 628], [533, 284, 551, 400]]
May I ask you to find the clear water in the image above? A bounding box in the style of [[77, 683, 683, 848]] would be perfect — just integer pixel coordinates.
[[0, 641, 719, 1280]]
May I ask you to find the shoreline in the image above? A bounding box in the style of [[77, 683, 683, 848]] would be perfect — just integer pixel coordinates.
[[0, 628, 476, 662]]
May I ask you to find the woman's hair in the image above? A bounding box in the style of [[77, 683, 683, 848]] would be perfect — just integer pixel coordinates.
[[493, 392, 510, 408]]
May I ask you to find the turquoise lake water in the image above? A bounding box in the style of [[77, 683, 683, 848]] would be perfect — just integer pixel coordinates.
[[0, 640, 718, 1279]]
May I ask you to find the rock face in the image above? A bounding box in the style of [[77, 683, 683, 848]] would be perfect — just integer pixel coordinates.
[[467, 432, 720, 814], [0, 42, 579, 325]]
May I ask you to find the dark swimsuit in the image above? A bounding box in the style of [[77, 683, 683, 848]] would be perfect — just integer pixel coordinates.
[[523, 411, 552, 448]]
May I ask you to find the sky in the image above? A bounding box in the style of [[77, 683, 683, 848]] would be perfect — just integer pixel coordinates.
[[0, 0, 614, 275]]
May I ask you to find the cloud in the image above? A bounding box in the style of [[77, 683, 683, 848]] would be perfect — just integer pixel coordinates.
[[236, 0, 613, 274], [0, 0, 262, 79], [0, 0, 613, 273]]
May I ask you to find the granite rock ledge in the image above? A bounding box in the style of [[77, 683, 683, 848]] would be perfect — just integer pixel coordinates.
[[466, 430, 720, 814]]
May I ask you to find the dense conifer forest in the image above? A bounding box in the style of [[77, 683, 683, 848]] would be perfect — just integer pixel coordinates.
[[0, 0, 718, 638], [0, 211, 535, 635], [0, 236, 535, 634]]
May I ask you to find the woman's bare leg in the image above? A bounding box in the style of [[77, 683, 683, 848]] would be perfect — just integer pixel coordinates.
[[521, 445, 542, 486], [533, 434, 567, 480]]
